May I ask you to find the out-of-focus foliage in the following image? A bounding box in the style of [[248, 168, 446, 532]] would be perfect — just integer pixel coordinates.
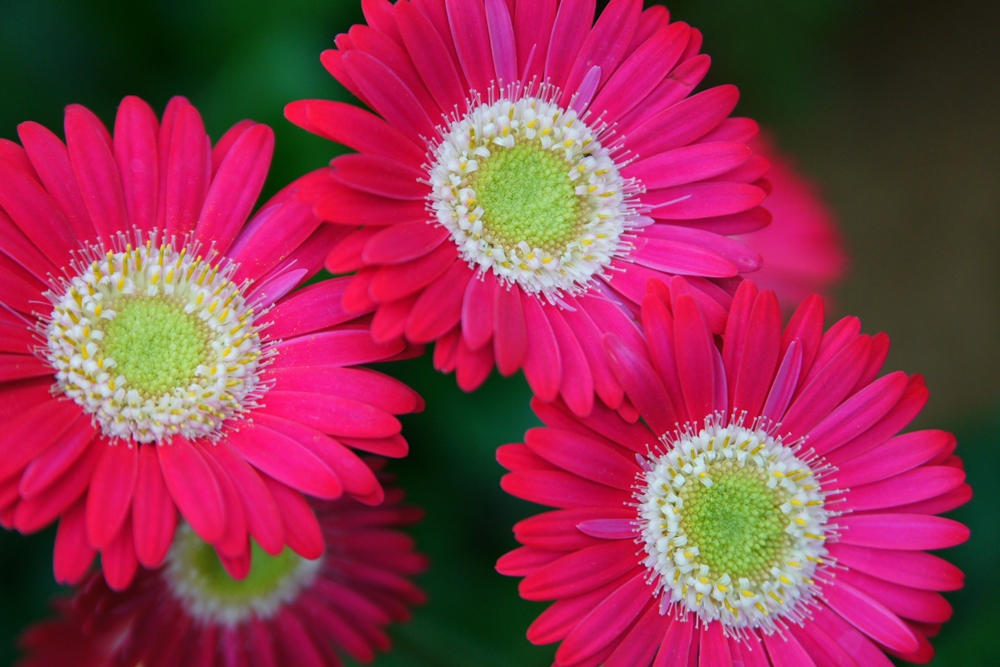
[[0, 1, 996, 666]]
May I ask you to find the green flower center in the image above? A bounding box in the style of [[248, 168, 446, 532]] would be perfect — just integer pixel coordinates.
[[166, 526, 321, 624], [468, 141, 588, 256], [678, 460, 790, 582], [100, 297, 211, 396]]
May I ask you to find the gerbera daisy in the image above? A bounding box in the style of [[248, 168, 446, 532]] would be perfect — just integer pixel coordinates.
[[497, 277, 970, 666], [0, 96, 422, 590], [286, 0, 771, 416], [739, 134, 848, 308], [18, 461, 427, 667]]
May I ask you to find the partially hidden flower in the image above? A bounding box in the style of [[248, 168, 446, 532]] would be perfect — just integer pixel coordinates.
[[740, 134, 848, 308], [0, 96, 422, 590], [497, 277, 970, 666], [18, 461, 426, 667], [287, 0, 772, 417]]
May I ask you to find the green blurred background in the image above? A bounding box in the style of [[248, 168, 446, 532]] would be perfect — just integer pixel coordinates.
[[1, 0, 998, 664]]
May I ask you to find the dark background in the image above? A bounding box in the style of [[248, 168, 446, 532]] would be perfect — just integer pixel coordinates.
[[1, 0, 998, 664]]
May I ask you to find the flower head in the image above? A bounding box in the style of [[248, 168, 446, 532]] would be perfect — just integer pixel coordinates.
[[740, 134, 848, 308], [498, 278, 970, 666], [18, 465, 426, 667], [0, 96, 423, 590], [287, 0, 770, 416]]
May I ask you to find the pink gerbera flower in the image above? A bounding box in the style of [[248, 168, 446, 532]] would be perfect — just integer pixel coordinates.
[[286, 0, 771, 416], [0, 96, 422, 590], [739, 134, 848, 308], [18, 461, 426, 667], [497, 278, 970, 666]]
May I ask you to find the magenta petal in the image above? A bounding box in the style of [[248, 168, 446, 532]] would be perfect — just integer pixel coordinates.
[[195, 124, 274, 255], [514, 0, 556, 83], [839, 514, 970, 550], [405, 260, 474, 343], [262, 476, 324, 560], [53, 501, 96, 585], [264, 279, 354, 339], [160, 101, 211, 238], [85, 443, 138, 550], [761, 630, 816, 667], [0, 155, 78, 267], [827, 543, 964, 591], [65, 104, 130, 242], [461, 271, 496, 351], [840, 466, 965, 512], [207, 442, 284, 555], [561, 296, 625, 410], [274, 330, 404, 368], [603, 333, 677, 434], [630, 234, 739, 277], [521, 296, 562, 402], [484, 0, 517, 85], [101, 516, 138, 591], [262, 391, 401, 439], [628, 85, 740, 158], [493, 284, 528, 377], [195, 443, 249, 559], [653, 615, 694, 667], [576, 518, 636, 540], [343, 50, 438, 141], [17, 120, 96, 239], [18, 418, 97, 499], [564, 0, 641, 96], [557, 573, 653, 665], [132, 445, 177, 569], [395, 1, 468, 113], [332, 154, 428, 201], [833, 430, 953, 487], [672, 292, 716, 421], [0, 400, 83, 481], [12, 439, 101, 535], [0, 354, 52, 382], [227, 422, 343, 500], [525, 428, 638, 490], [823, 579, 919, 654], [519, 540, 640, 601], [807, 371, 909, 456], [548, 308, 594, 417], [446, 0, 496, 94], [699, 621, 733, 667], [624, 142, 752, 190], [544, 0, 596, 90], [269, 365, 421, 415], [370, 245, 457, 302], [158, 437, 226, 544], [501, 470, 632, 509], [113, 96, 159, 234], [315, 181, 427, 226]]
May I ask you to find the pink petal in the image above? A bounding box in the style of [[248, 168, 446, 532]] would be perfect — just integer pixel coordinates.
[[604, 600, 671, 667], [519, 540, 641, 601], [159, 101, 211, 238], [261, 391, 402, 439], [227, 422, 343, 500], [113, 96, 159, 234], [501, 470, 632, 509], [101, 515, 138, 591], [231, 199, 323, 285], [827, 543, 964, 591], [206, 442, 284, 555], [53, 500, 95, 585], [262, 477, 325, 560], [839, 514, 970, 551], [0, 354, 51, 382], [806, 371, 909, 456], [832, 430, 953, 488], [370, 243, 457, 302], [268, 365, 421, 415], [17, 121, 95, 239], [132, 444, 177, 568], [840, 466, 965, 512], [273, 330, 405, 368], [549, 308, 594, 417], [65, 104, 129, 242], [314, 181, 427, 226], [285, 99, 425, 166], [617, 52, 709, 136], [838, 568, 953, 624], [624, 141, 752, 190], [497, 545, 564, 577], [194, 124, 273, 255], [590, 21, 691, 121], [823, 579, 919, 654], [565, 0, 641, 97], [561, 296, 625, 410], [515, 507, 625, 550], [544, 0, 596, 91], [85, 442, 138, 550], [514, 0, 556, 83], [194, 442, 249, 559], [265, 279, 354, 339], [672, 292, 716, 420], [158, 436, 226, 544], [525, 571, 634, 643], [604, 332, 677, 434], [576, 518, 636, 540], [653, 616, 694, 667], [485, 0, 517, 85], [18, 418, 96, 499], [462, 270, 497, 351], [521, 295, 562, 402], [0, 209, 58, 281], [349, 24, 442, 121], [455, 336, 495, 390], [0, 400, 83, 481], [644, 182, 767, 221], [211, 119, 256, 174], [12, 438, 102, 534], [446, 0, 496, 94], [0, 156, 78, 267], [761, 630, 816, 667], [628, 85, 740, 159], [699, 621, 733, 666], [395, 1, 468, 113], [557, 572, 653, 664], [361, 0, 404, 44], [342, 50, 438, 141], [525, 427, 638, 490], [331, 153, 428, 201], [493, 284, 528, 376], [405, 260, 474, 343], [629, 234, 739, 277]]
